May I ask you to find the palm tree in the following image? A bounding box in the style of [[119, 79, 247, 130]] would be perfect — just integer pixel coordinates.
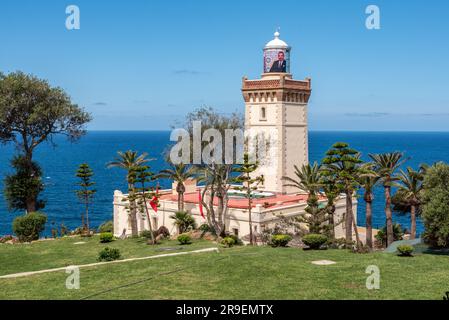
[[170, 211, 196, 234], [107, 150, 150, 236], [283, 162, 329, 235], [282, 162, 322, 196], [369, 152, 406, 246], [156, 162, 195, 212], [395, 167, 424, 239], [359, 173, 379, 249]]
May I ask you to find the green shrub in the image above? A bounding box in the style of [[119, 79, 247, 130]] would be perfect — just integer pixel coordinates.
[[270, 234, 292, 247], [199, 224, 211, 232], [302, 234, 328, 250], [170, 211, 196, 234], [375, 223, 404, 248], [397, 244, 414, 257], [97, 247, 121, 262], [12, 212, 47, 242], [221, 236, 236, 248], [98, 220, 113, 233], [99, 232, 114, 243], [139, 230, 154, 239], [421, 162, 449, 247], [226, 234, 242, 245], [327, 237, 347, 249], [177, 233, 192, 245]]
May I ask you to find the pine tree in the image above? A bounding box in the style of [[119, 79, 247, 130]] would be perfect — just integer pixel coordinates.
[[134, 165, 159, 244], [75, 163, 96, 233], [321, 142, 373, 250], [232, 153, 264, 245]]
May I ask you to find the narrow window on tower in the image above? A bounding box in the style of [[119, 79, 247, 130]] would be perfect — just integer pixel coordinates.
[[260, 106, 267, 121]]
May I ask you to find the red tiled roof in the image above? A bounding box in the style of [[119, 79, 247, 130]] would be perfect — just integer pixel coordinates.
[[159, 190, 323, 209]]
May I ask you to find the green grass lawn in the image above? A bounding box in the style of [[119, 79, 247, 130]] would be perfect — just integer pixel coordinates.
[[0, 235, 214, 276], [1, 237, 448, 300]]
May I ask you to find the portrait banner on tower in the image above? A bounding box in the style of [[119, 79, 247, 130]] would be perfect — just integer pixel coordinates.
[[264, 48, 290, 73]]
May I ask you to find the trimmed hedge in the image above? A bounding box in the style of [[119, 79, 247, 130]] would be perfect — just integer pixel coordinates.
[[221, 236, 236, 248], [270, 234, 292, 247], [397, 244, 414, 257], [99, 232, 114, 243], [302, 234, 328, 250], [177, 233, 192, 245]]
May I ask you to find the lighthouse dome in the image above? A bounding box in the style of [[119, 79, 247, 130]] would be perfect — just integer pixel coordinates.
[[263, 30, 291, 74], [264, 31, 289, 49]]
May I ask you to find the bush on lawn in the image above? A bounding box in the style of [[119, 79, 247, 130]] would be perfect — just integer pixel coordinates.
[[98, 220, 113, 233], [397, 244, 414, 257], [270, 234, 292, 247], [225, 233, 242, 246], [375, 223, 404, 248], [140, 230, 154, 239], [221, 236, 236, 248], [12, 212, 47, 242], [327, 237, 347, 249], [99, 232, 114, 243], [97, 247, 121, 262], [302, 234, 328, 250], [177, 233, 192, 245]]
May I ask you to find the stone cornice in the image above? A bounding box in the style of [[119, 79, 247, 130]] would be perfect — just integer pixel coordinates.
[[242, 75, 312, 103]]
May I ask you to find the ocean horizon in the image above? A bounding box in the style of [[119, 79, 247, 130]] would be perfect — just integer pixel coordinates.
[[1, 130, 448, 237]]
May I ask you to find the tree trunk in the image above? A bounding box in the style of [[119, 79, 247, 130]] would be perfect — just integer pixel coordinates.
[[217, 192, 225, 236], [81, 211, 85, 231], [345, 192, 353, 247], [351, 209, 362, 251], [384, 185, 394, 246], [248, 193, 253, 245], [180, 192, 185, 211], [410, 204, 416, 240], [327, 204, 336, 240], [201, 186, 213, 228], [365, 198, 373, 250], [26, 199, 37, 214], [85, 200, 90, 233], [128, 183, 138, 237], [177, 194, 182, 212], [141, 190, 155, 244], [177, 183, 185, 212], [24, 151, 37, 213]]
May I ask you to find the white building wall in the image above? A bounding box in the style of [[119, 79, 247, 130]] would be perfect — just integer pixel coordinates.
[[113, 189, 357, 241]]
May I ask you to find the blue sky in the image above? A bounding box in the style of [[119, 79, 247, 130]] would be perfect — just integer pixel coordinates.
[[0, 0, 448, 131]]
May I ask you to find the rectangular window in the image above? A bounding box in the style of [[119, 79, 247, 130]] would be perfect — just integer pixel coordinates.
[[232, 228, 239, 236], [260, 107, 267, 121]]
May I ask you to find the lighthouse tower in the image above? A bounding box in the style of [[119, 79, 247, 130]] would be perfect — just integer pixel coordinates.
[[242, 31, 312, 194]]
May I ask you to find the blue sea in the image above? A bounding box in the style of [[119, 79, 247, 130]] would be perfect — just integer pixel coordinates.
[[1, 131, 448, 237]]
